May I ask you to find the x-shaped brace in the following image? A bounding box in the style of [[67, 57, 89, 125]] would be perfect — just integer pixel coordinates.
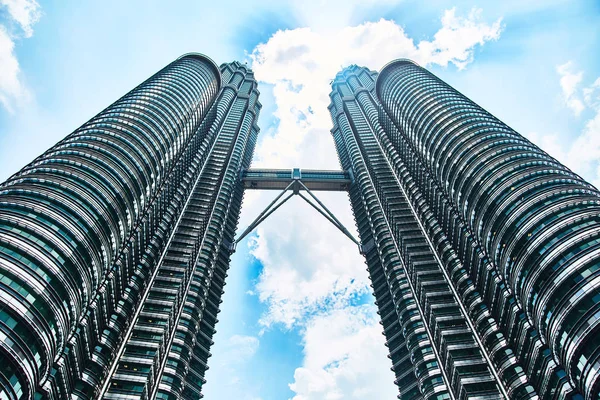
[[231, 179, 360, 253]]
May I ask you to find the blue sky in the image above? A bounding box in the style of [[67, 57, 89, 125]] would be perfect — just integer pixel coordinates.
[[1, 1, 600, 399]]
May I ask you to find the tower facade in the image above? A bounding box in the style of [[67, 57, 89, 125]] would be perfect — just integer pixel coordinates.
[[329, 60, 600, 399], [0, 55, 260, 399], [1, 52, 600, 400]]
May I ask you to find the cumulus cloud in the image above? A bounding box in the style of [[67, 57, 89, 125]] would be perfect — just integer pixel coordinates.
[[224, 334, 260, 362], [534, 63, 600, 187], [249, 196, 368, 329], [240, 8, 502, 397], [583, 77, 600, 110], [1, 0, 41, 37], [524, 131, 568, 165], [289, 305, 397, 399], [0, 26, 23, 111], [557, 61, 585, 116], [565, 108, 600, 187], [0, 0, 40, 111], [206, 334, 260, 390], [247, 8, 503, 329], [420, 8, 503, 69]]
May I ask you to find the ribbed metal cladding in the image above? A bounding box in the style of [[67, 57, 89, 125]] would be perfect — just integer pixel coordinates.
[[330, 65, 510, 400], [329, 68, 445, 399], [102, 61, 260, 400], [165, 62, 260, 400], [0, 54, 221, 399], [377, 59, 598, 399], [3, 50, 597, 400]]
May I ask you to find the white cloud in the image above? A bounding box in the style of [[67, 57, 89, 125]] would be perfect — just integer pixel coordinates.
[[556, 61, 585, 116], [208, 334, 260, 392], [0, 26, 24, 111], [420, 8, 503, 69], [535, 64, 600, 187], [0, 0, 40, 111], [242, 9, 502, 397], [249, 198, 368, 329], [223, 334, 260, 362], [247, 8, 503, 328], [583, 77, 600, 110], [566, 110, 600, 187], [524, 131, 568, 165], [289, 305, 397, 400], [1, 0, 41, 37]]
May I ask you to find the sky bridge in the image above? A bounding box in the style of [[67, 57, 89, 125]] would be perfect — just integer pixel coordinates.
[[234, 168, 359, 251], [242, 168, 352, 192]]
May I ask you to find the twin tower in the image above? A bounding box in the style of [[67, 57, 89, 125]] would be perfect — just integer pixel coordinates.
[[0, 54, 599, 400]]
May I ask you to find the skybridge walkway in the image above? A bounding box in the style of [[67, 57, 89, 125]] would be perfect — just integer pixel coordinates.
[[233, 168, 359, 251], [242, 168, 352, 192]]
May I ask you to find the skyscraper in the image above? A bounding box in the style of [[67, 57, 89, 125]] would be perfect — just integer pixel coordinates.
[[0, 54, 260, 399], [329, 60, 599, 399], [1, 53, 599, 400]]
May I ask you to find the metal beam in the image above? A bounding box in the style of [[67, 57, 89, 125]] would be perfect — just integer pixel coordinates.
[[297, 180, 359, 245], [234, 182, 295, 247], [233, 171, 359, 252], [297, 192, 359, 246], [242, 168, 352, 191]]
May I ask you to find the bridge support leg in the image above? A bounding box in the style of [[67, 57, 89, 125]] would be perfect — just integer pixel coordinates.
[[234, 182, 295, 248], [233, 179, 360, 253]]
